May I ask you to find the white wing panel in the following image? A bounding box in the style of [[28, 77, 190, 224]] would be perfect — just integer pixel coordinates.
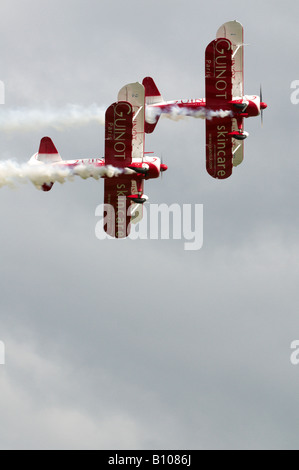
[[118, 82, 145, 160], [216, 20, 244, 98]]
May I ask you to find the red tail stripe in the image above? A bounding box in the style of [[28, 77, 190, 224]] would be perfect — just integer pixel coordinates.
[[38, 137, 59, 155]]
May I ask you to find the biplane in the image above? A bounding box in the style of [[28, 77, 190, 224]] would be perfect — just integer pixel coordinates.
[[143, 20, 267, 179], [28, 82, 167, 238]]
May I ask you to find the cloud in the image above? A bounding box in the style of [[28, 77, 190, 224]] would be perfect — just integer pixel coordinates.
[[0, 337, 148, 450]]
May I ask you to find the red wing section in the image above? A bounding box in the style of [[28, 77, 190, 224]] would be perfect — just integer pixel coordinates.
[[105, 102, 133, 167], [104, 178, 132, 238], [205, 38, 233, 179], [205, 38, 233, 106], [206, 118, 233, 179]]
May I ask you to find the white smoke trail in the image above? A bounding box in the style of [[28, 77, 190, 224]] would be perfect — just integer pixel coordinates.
[[145, 105, 233, 123], [0, 104, 106, 132], [0, 161, 127, 189], [73, 164, 125, 180], [0, 103, 233, 132], [206, 109, 234, 120]]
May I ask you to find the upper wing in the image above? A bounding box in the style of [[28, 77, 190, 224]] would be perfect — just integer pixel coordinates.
[[216, 21, 244, 167], [105, 101, 133, 167], [117, 82, 145, 159], [205, 38, 233, 106], [216, 20, 244, 98]]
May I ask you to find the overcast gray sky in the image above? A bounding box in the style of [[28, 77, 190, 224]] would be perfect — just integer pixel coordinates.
[[0, 0, 298, 450]]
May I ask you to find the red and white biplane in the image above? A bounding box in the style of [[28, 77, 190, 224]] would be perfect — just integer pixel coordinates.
[[143, 20, 267, 179], [29, 82, 167, 238]]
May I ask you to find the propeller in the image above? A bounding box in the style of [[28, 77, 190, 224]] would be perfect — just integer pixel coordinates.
[[260, 84, 267, 126]]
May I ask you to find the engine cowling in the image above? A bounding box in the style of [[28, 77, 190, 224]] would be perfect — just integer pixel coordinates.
[[143, 156, 167, 179], [127, 156, 167, 179]]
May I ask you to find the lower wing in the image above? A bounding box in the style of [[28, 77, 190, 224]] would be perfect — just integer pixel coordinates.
[[103, 178, 144, 238]]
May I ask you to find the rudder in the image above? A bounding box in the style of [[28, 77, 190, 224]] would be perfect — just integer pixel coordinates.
[[143, 77, 163, 134]]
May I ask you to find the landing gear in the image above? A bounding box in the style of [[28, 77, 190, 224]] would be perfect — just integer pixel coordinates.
[[130, 197, 147, 204], [228, 131, 249, 140], [234, 133, 247, 141], [127, 193, 149, 204]]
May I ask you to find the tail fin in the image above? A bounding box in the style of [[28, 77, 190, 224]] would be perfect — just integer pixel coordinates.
[[29, 137, 62, 191], [142, 77, 163, 134], [143, 77, 163, 105], [37, 137, 62, 164]]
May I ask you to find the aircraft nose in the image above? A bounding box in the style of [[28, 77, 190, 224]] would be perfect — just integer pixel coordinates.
[[260, 102, 267, 110], [160, 164, 168, 172]]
